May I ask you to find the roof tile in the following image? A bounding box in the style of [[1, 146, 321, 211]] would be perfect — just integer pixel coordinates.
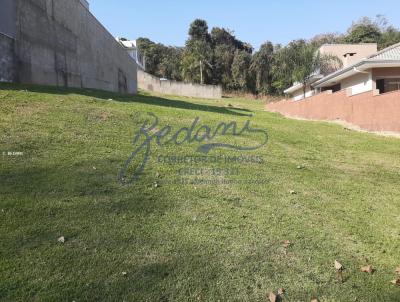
[[367, 43, 400, 61]]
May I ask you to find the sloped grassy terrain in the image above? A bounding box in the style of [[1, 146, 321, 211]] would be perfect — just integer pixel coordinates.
[[0, 83, 399, 301]]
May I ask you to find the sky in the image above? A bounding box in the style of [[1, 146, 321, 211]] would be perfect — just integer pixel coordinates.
[[90, 0, 400, 49]]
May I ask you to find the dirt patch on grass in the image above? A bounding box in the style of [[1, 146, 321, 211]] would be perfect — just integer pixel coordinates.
[[83, 109, 112, 122], [14, 103, 51, 117]]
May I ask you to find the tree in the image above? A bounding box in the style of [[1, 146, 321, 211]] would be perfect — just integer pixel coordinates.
[[136, 38, 182, 80], [231, 50, 254, 92], [138, 16, 399, 96], [343, 16, 400, 49], [209, 27, 254, 89], [213, 44, 235, 87], [271, 40, 305, 94], [270, 44, 290, 94], [182, 20, 214, 84], [138, 19, 262, 93], [310, 33, 343, 47], [283, 43, 341, 98], [189, 19, 210, 41], [345, 17, 382, 44], [250, 42, 274, 94], [380, 26, 400, 49], [182, 39, 213, 84], [210, 27, 249, 88], [211, 27, 236, 47], [136, 38, 162, 75], [159, 47, 184, 81]]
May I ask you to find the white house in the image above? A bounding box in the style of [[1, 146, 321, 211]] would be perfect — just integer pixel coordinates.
[[314, 43, 400, 96], [285, 43, 400, 100], [116, 38, 146, 70]]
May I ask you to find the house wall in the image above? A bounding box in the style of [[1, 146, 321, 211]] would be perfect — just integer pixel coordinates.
[[138, 70, 222, 99], [292, 70, 376, 100], [266, 90, 400, 133], [292, 86, 314, 101], [372, 67, 400, 78], [319, 44, 377, 67], [341, 71, 372, 96], [371, 67, 400, 90], [1, 0, 137, 94]]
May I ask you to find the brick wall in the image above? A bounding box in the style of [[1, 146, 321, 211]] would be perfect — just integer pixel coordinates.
[[266, 90, 400, 133]]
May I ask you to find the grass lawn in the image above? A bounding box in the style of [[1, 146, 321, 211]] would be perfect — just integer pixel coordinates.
[[1, 83, 400, 301]]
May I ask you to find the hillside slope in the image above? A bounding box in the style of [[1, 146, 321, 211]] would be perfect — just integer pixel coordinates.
[[1, 84, 400, 301]]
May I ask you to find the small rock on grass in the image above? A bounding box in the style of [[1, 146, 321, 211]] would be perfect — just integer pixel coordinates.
[[57, 236, 65, 243]]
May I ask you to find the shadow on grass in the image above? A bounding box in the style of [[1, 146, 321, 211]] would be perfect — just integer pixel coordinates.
[[0, 156, 172, 207], [0, 83, 253, 117]]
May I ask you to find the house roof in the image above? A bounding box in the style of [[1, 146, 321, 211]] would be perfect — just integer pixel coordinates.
[[367, 42, 400, 61], [116, 38, 137, 50], [314, 42, 400, 88], [320, 43, 378, 46], [283, 74, 324, 94]]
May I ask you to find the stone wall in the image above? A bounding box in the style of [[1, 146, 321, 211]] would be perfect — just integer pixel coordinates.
[[138, 70, 222, 99], [266, 90, 400, 133], [0, 0, 137, 94]]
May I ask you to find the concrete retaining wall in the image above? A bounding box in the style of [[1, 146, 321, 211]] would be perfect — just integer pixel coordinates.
[[0, 0, 16, 38], [1, 0, 137, 94], [0, 33, 15, 82], [138, 70, 222, 99], [266, 90, 400, 133]]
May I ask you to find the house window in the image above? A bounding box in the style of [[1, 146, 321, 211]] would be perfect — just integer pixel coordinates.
[[322, 83, 341, 93], [385, 79, 400, 93], [376, 79, 385, 93], [377, 78, 400, 94]]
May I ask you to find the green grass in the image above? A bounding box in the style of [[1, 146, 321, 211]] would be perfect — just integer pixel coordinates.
[[1, 83, 399, 301]]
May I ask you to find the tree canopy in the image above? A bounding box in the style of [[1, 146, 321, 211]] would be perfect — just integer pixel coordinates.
[[137, 16, 400, 95]]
